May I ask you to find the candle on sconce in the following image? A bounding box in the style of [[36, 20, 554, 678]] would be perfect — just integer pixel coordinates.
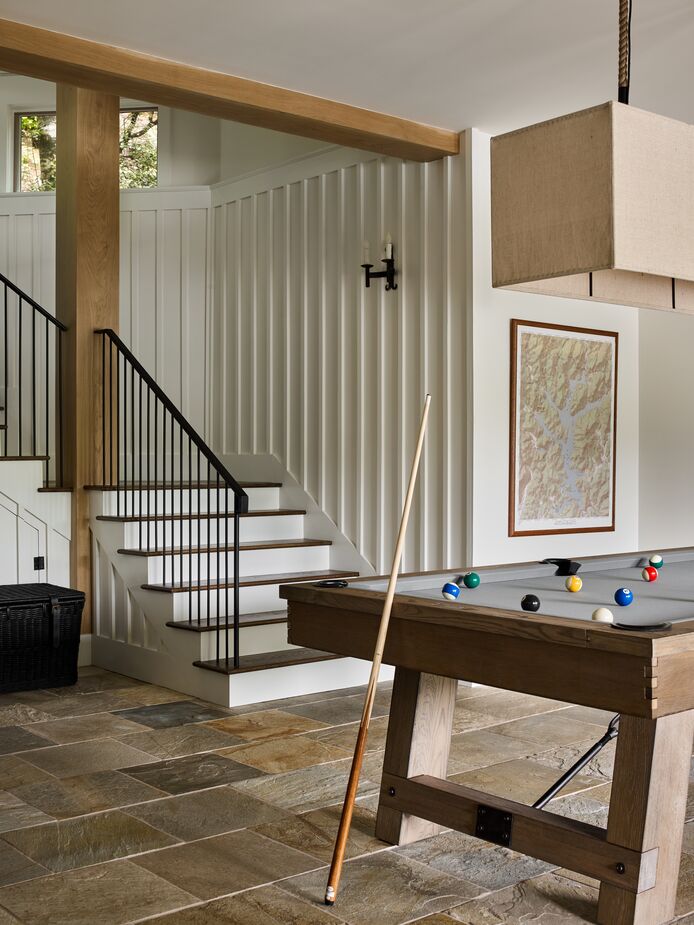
[[362, 241, 371, 265], [384, 233, 393, 259]]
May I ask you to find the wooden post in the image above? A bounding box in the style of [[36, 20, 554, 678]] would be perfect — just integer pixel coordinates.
[[597, 712, 694, 924], [55, 86, 120, 629], [375, 668, 457, 845]]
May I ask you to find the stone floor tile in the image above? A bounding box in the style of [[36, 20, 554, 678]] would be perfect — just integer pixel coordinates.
[[0, 859, 195, 925], [134, 829, 321, 900], [20, 738, 158, 778], [0, 726, 52, 756], [450, 757, 603, 805], [677, 851, 694, 917], [446, 729, 543, 775], [396, 829, 555, 892], [553, 705, 616, 727], [490, 713, 605, 748], [53, 669, 143, 695], [305, 715, 389, 753], [205, 709, 328, 742], [283, 691, 391, 726], [0, 755, 53, 790], [114, 700, 231, 729], [123, 752, 265, 795], [232, 757, 379, 814], [446, 872, 599, 923], [461, 690, 568, 722], [253, 796, 384, 863], [0, 791, 54, 833], [533, 739, 617, 781], [144, 884, 346, 924], [10, 768, 166, 819], [118, 723, 243, 759], [0, 704, 56, 726], [224, 733, 350, 773], [0, 839, 48, 887], [24, 690, 136, 718], [126, 785, 287, 840], [1, 808, 178, 871], [113, 685, 190, 707], [545, 791, 610, 827], [282, 850, 481, 925], [0, 908, 21, 924], [406, 916, 461, 925], [27, 711, 151, 745]]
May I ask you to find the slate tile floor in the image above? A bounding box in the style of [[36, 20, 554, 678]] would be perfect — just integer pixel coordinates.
[[1, 669, 694, 922]]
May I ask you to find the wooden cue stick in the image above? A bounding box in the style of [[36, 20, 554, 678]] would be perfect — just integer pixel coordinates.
[[325, 393, 432, 906]]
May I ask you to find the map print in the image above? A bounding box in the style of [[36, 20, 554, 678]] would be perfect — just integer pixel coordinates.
[[511, 322, 616, 535]]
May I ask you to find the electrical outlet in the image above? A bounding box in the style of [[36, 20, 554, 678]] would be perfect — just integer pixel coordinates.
[[33, 556, 45, 571]]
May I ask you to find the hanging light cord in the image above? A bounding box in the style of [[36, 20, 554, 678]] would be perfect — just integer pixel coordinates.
[[618, 0, 632, 103]]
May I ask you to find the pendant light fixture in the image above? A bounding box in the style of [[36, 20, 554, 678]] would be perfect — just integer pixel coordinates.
[[491, 0, 694, 312]]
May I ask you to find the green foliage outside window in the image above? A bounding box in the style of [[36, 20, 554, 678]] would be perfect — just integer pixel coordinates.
[[17, 109, 158, 192]]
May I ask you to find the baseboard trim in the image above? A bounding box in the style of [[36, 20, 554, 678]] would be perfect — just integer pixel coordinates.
[[78, 634, 93, 667]]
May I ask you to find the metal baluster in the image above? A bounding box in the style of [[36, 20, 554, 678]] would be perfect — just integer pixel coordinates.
[[197, 447, 201, 626], [146, 384, 151, 551], [179, 424, 183, 589], [216, 468, 220, 660], [130, 362, 135, 515], [225, 478, 229, 666], [234, 503, 240, 669], [207, 458, 211, 629], [188, 436, 192, 619], [171, 410, 175, 588], [123, 355, 128, 517], [18, 298, 22, 457], [108, 338, 113, 486], [154, 397, 158, 552], [3, 285, 7, 458], [101, 334, 106, 484], [44, 317, 49, 483], [58, 331, 63, 485], [116, 349, 120, 514], [162, 409, 166, 587], [31, 306, 36, 456]]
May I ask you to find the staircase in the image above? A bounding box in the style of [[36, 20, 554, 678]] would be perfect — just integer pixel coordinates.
[[87, 330, 378, 706]]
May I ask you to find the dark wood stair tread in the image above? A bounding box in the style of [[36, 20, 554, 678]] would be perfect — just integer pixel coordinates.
[[142, 569, 357, 593], [194, 647, 338, 675], [96, 508, 306, 523], [85, 481, 281, 490], [166, 610, 287, 632], [39, 484, 73, 493], [118, 538, 331, 556], [0, 455, 49, 461]]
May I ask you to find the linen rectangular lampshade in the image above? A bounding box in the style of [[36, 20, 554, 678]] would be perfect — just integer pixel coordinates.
[[491, 101, 694, 312]]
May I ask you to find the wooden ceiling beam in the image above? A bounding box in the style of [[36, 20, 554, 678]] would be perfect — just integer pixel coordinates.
[[0, 17, 460, 162]]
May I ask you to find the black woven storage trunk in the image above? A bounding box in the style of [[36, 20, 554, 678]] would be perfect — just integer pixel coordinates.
[[0, 584, 84, 693]]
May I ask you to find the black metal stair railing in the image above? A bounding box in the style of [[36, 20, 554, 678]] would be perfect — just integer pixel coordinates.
[[95, 329, 249, 669], [0, 271, 66, 486]]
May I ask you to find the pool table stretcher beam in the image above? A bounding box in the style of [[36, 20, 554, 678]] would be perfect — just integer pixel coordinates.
[[379, 772, 657, 894]]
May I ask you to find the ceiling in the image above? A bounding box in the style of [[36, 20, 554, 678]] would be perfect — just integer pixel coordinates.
[[1, 0, 692, 135]]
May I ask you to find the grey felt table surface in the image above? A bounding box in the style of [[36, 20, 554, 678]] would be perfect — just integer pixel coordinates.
[[353, 550, 694, 627]]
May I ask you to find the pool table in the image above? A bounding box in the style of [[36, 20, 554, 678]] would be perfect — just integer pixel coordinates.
[[281, 547, 694, 925]]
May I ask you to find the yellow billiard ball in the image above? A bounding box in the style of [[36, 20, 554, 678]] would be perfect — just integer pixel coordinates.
[[565, 575, 583, 593]]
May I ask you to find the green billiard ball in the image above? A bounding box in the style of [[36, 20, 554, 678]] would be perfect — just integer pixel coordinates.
[[462, 571, 480, 589]]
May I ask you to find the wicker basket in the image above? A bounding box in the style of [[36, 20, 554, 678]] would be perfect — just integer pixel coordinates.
[[0, 584, 84, 693]]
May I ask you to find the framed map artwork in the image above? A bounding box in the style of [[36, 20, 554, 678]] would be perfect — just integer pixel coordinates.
[[509, 320, 618, 537]]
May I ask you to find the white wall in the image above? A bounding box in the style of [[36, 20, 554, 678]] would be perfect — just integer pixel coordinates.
[[638, 310, 694, 550], [219, 121, 331, 183], [466, 129, 640, 566], [209, 145, 468, 574]]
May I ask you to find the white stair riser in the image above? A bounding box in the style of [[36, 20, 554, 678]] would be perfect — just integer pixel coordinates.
[[197, 623, 293, 661], [146, 545, 329, 583], [98, 486, 279, 516], [121, 514, 305, 548], [167, 582, 294, 619]]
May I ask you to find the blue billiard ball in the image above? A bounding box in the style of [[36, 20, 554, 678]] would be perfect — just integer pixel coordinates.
[[442, 582, 461, 602], [614, 587, 634, 607]]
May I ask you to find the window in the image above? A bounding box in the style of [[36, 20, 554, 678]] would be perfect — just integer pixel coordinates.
[[15, 108, 159, 192]]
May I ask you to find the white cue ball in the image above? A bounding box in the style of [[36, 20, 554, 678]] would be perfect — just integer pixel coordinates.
[[592, 607, 614, 623]]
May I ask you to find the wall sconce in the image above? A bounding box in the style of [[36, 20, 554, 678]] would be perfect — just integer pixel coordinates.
[[362, 234, 398, 291]]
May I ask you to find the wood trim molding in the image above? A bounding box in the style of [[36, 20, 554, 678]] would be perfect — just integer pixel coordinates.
[[0, 17, 460, 162]]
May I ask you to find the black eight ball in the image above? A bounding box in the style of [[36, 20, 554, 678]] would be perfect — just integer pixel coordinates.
[[521, 593, 541, 613]]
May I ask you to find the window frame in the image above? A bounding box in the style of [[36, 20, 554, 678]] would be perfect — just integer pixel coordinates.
[[13, 106, 159, 192]]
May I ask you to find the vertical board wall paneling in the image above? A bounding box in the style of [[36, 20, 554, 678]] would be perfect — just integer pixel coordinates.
[[211, 149, 467, 574]]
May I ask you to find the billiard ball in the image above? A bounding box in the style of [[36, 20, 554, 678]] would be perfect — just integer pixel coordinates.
[[521, 593, 541, 612], [592, 607, 614, 623], [642, 566, 658, 583], [462, 571, 480, 589], [614, 587, 634, 607], [442, 582, 460, 602], [649, 554, 664, 569], [565, 575, 583, 593]]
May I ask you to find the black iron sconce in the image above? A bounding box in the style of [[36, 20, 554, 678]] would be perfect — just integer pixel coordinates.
[[361, 237, 398, 291]]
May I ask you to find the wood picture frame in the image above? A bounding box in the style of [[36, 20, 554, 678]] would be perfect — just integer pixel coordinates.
[[509, 319, 618, 537]]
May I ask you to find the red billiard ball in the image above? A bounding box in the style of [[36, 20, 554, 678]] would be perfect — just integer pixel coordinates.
[[642, 566, 658, 583]]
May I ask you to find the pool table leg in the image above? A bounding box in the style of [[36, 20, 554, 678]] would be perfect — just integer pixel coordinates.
[[597, 712, 694, 925], [375, 667, 457, 846]]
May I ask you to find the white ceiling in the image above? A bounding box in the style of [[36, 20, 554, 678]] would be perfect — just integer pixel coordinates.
[[1, 0, 693, 134]]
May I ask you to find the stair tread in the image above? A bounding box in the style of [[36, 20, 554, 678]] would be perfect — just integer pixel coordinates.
[[39, 484, 73, 493], [85, 481, 282, 490], [0, 455, 49, 461], [194, 647, 338, 675], [166, 610, 287, 632], [96, 508, 306, 523], [118, 538, 331, 556], [143, 569, 357, 593]]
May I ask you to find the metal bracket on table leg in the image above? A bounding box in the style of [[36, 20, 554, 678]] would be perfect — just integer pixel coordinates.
[[532, 714, 620, 810], [475, 804, 513, 847]]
